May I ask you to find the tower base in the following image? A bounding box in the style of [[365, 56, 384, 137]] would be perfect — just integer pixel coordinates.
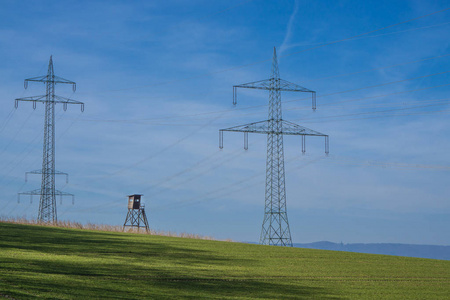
[[123, 207, 150, 233]]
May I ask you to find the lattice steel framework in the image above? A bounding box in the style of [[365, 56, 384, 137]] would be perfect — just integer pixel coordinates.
[[123, 207, 150, 233], [15, 56, 84, 223], [219, 48, 329, 246]]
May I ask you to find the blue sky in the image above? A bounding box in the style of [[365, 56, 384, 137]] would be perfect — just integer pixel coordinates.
[[0, 0, 449, 245]]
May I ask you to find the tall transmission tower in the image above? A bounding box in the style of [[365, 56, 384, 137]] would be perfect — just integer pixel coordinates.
[[15, 56, 84, 223], [219, 48, 329, 247]]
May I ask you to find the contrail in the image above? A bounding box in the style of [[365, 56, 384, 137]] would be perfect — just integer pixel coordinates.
[[279, 0, 300, 57]]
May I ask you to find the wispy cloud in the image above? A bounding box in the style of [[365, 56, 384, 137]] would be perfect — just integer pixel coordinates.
[[279, 0, 300, 56]]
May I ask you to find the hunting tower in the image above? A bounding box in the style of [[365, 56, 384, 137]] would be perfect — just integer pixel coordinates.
[[123, 194, 150, 233]]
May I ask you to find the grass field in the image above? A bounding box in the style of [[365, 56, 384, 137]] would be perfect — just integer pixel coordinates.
[[0, 222, 448, 299]]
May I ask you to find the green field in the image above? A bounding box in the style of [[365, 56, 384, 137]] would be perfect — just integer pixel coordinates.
[[0, 223, 448, 299]]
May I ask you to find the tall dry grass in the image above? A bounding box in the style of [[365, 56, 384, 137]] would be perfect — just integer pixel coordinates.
[[0, 216, 216, 241]]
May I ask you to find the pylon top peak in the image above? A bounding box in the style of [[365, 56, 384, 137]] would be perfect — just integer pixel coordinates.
[[48, 55, 54, 75], [271, 47, 279, 79]]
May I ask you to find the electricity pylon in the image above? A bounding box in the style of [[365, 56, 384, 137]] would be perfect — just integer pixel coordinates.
[[219, 48, 329, 246], [15, 56, 84, 223]]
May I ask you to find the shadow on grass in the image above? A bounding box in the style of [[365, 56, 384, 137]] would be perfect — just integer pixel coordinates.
[[0, 223, 343, 299], [0, 222, 239, 267]]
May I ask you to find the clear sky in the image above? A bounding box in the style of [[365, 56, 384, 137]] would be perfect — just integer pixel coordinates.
[[0, 0, 449, 245]]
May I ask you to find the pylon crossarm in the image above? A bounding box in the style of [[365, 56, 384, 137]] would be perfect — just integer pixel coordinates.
[[25, 75, 75, 85], [26, 169, 68, 175], [18, 189, 73, 197], [25, 170, 69, 183], [52, 95, 82, 104], [18, 189, 42, 196], [234, 79, 273, 90], [233, 80, 270, 105], [15, 95, 47, 102], [54, 95, 84, 112], [17, 189, 75, 205], [25, 74, 76, 92], [24, 76, 48, 84], [15, 95, 84, 111], [15, 95, 83, 105], [278, 79, 315, 93], [279, 79, 316, 110], [220, 119, 329, 152], [281, 120, 327, 136], [220, 120, 270, 133], [220, 119, 327, 136], [54, 190, 74, 197], [233, 79, 316, 109], [53, 75, 76, 86], [234, 79, 314, 92]]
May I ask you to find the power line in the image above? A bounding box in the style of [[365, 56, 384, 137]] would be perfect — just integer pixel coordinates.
[[153, 155, 327, 212], [325, 155, 450, 171], [61, 138, 262, 216], [318, 82, 450, 107], [153, 150, 450, 213], [145, 147, 249, 199], [293, 99, 450, 122], [228, 84, 450, 119], [137, 150, 223, 194], [0, 108, 16, 135], [64, 146, 250, 215], [73, 51, 449, 123], [105, 113, 226, 178], [285, 22, 450, 50], [78, 102, 448, 128], [299, 71, 450, 105], [304, 53, 450, 83], [56, 111, 83, 141], [0, 109, 36, 159], [74, 79, 450, 127], [0, 106, 71, 189], [0, 131, 42, 185], [78, 6, 450, 95], [282, 7, 450, 60], [302, 108, 450, 124], [75, 59, 450, 125], [71, 111, 228, 195]]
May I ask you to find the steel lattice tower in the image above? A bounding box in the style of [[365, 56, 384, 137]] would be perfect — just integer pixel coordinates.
[[219, 48, 329, 246], [15, 56, 84, 223]]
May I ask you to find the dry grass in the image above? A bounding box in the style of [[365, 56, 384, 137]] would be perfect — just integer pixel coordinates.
[[0, 216, 216, 240]]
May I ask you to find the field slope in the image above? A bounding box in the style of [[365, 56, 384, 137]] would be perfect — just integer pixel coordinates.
[[0, 223, 449, 299]]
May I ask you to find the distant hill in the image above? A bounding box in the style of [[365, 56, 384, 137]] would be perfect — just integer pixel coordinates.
[[294, 241, 450, 260]]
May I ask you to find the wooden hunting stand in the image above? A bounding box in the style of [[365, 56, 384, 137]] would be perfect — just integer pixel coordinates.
[[123, 194, 149, 233]]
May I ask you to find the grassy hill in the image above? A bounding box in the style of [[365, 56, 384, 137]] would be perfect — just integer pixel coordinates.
[[0, 223, 448, 299]]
